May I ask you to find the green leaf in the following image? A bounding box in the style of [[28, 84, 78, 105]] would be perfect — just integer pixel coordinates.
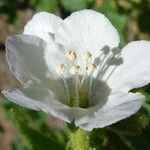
[[132, 85, 150, 116], [34, 0, 58, 12], [104, 130, 133, 150], [89, 129, 108, 149], [18, 123, 64, 150], [109, 113, 149, 136], [61, 0, 94, 11], [11, 105, 65, 150], [89, 128, 133, 150], [127, 123, 150, 150]]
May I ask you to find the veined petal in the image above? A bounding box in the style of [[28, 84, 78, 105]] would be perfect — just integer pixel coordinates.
[[3, 86, 144, 130], [105, 41, 150, 93], [6, 34, 71, 93], [55, 9, 119, 57], [2, 85, 73, 122], [44, 40, 70, 78], [6, 34, 49, 84], [24, 12, 62, 43], [75, 92, 144, 131]]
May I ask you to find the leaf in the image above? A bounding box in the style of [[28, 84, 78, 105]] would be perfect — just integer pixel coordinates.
[[61, 0, 94, 11], [34, 0, 58, 12], [11, 105, 65, 150], [104, 130, 133, 150], [18, 123, 65, 150], [89, 128, 132, 150], [127, 123, 150, 150], [109, 113, 149, 136], [89, 129, 108, 149], [132, 85, 150, 116]]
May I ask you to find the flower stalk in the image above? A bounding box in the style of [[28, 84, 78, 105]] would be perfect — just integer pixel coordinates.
[[65, 123, 90, 150]]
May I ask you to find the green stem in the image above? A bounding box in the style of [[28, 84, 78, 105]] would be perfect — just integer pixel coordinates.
[[66, 124, 90, 150]]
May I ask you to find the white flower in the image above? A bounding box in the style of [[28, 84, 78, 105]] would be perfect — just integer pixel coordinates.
[[3, 10, 150, 131]]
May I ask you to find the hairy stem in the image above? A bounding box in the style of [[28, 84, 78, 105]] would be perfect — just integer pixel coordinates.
[[65, 124, 90, 150]]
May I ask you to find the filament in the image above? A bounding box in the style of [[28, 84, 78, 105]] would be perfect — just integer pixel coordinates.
[[75, 74, 79, 107], [88, 73, 93, 106], [61, 75, 70, 105]]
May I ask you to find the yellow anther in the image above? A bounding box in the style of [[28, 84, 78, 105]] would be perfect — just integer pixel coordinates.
[[86, 63, 97, 73], [65, 50, 77, 61], [56, 64, 66, 75], [82, 51, 92, 61], [70, 65, 81, 75]]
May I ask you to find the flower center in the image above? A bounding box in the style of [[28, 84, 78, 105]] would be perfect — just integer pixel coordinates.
[[55, 50, 97, 108]]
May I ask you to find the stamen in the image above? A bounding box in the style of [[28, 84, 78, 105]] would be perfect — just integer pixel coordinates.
[[80, 73, 86, 89], [96, 50, 112, 79], [70, 65, 81, 75], [61, 75, 70, 105], [65, 50, 77, 61], [75, 74, 79, 107], [88, 74, 93, 106], [82, 51, 92, 61], [56, 64, 66, 75], [86, 63, 97, 73]]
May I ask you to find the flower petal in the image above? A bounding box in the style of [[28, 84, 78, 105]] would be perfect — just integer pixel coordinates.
[[55, 9, 119, 57], [24, 12, 62, 43], [44, 40, 70, 78], [75, 92, 144, 131], [2, 85, 73, 122], [6, 34, 49, 84], [3, 86, 144, 131], [105, 41, 150, 92]]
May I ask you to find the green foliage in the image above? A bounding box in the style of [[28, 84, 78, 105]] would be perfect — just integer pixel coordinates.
[[88, 112, 149, 150], [0, 0, 16, 23], [12, 106, 65, 150], [16, 123, 64, 150], [33, 0, 58, 12], [97, 0, 128, 46], [0, 99, 68, 149], [127, 124, 150, 150], [110, 113, 149, 135], [61, 0, 94, 11]]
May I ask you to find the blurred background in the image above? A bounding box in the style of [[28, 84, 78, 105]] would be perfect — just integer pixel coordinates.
[[0, 0, 150, 150]]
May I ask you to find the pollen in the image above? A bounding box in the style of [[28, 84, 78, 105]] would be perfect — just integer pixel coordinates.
[[65, 50, 77, 61], [56, 64, 66, 75], [70, 65, 81, 75], [82, 51, 92, 61], [86, 63, 97, 73]]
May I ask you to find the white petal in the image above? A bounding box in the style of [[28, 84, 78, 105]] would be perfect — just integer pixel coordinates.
[[75, 92, 144, 131], [106, 41, 150, 92], [24, 12, 62, 43], [3, 86, 73, 122], [55, 9, 119, 57], [6, 34, 49, 84], [44, 40, 70, 78], [3, 86, 144, 131]]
